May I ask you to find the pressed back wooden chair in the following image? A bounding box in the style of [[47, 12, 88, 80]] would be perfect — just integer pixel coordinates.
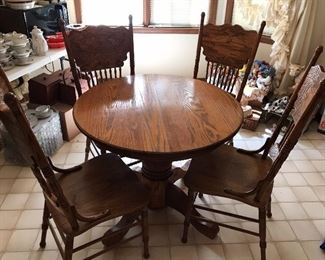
[[0, 68, 149, 260], [194, 12, 265, 101], [61, 15, 136, 161], [182, 46, 324, 260]]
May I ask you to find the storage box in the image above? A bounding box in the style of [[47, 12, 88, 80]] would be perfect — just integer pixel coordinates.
[[52, 103, 80, 141], [242, 110, 262, 131], [28, 71, 63, 105], [59, 76, 88, 106]]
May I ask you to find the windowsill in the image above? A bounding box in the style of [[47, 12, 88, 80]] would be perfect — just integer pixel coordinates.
[[133, 26, 274, 45]]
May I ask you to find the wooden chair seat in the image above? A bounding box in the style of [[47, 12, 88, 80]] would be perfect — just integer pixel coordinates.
[[182, 47, 324, 260], [184, 144, 272, 206], [58, 154, 149, 234]]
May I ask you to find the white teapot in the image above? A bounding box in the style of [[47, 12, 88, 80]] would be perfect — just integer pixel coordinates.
[[31, 26, 48, 56]]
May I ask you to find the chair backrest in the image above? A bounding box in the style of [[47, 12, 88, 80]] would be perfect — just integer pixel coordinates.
[[254, 46, 324, 202], [61, 15, 135, 97], [194, 12, 265, 101], [0, 68, 78, 233]]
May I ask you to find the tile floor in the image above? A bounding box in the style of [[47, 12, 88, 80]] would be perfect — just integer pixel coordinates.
[[0, 122, 324, 260]]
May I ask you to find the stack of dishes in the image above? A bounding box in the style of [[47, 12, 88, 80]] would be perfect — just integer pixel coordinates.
[[5, 0, 35, 10], [0, 33, 14, 71], [5, 32, 33, 66]]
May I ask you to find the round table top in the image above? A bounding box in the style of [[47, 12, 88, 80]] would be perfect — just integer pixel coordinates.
[[73, 74, 243, 160]]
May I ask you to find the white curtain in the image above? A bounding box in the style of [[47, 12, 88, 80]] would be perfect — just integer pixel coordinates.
[[266, 0, 318, 95]]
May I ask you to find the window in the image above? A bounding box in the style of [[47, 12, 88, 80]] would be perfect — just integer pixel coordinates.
[[76, 0, 216, 33], [74, 0, 272, 43], [225, 0, 274, 44]]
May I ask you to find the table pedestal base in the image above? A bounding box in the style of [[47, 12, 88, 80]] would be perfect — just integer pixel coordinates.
[[102, 160, 219, 246]]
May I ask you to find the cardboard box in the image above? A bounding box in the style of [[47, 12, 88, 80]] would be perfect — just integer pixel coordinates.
[[52, 103, 80, 141]]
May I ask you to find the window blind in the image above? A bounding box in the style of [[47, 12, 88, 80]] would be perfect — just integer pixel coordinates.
[[150, 0, 209, 26]]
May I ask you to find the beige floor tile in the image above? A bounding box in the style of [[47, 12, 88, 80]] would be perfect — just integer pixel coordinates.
[[24, 193, 44, 210], [196, 244, 225, 260], [218, 223, 247, 243], [280, 161, 298, 172], [0, 193, 29, 210], [272, 187, 298, 202], [274, 174, 288, 186], [292, 186, 319, 202], [17, 168, 34, 178], [212, 204, 238, 223], [33, 228, 60, 251], [283, 173, 307, 186], [29, 250, 59, 260], [122, 225, 143, 247], [303, 149, 324, 160], [15, 210, 43, 229], [297, 140, 315, 150], [169, 225, 195, 246], [0, 211, 21, 230], [6, 229, 39, 251], [9, 179, 36, 193], [170, 245, 198, 260], [0, 252, 30, 260], [69, 142, 86, 153], [301, 172, 325, 185], [249, 242, 280, 260], [310, 140, 325, 149], [0, 180, 14, 194], [289, 220, 322, 240], [301, 241, 325, 260], [50, 152, 67, 165], [32, 182, 42, 193], [293, 161, 317, 172], [71, 133, 87, 143], [266, 221, 296, 241], [302, 202, 325, 219], [234, 204, 257, 220], [241, 221, 271, 243], [114, 247, 143, 260], [267, 203, 286, 220], [279, 203, 308, 220], [0, 230, 12, 251], [148, 225, 169, 246], [223, 243, 253, 260], [166, 208, 184, 224], [0, 194, 4, 206], [313, 186, 325, 201], [311, 160, 325, 172], [148, 209, 168, 225], [312, 220, 325, 237], [276, 241, 308, 260], [147, 247, 171, 260], [0, 166, 23, 179], [87, 249, 114, 260], [65, 153, 84, 165], [288, 150, 307, 160]]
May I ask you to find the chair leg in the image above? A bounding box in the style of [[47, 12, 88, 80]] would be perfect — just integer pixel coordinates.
[[40, 202, 50, 248], [267, 197, 272, 218], [85, 137, 91, 162], [259, 207, 267, 260], [64, 235, 74, 260], [182, 189, 195, 243], [141, 209, 149, 259]]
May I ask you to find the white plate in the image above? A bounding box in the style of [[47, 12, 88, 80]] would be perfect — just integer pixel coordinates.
[[14, 56, 33, 66], [6, 1, 35, 10], [36, 109, 53, 119], [0, 61, 15, 71]]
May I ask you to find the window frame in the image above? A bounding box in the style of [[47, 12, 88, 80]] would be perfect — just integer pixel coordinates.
[[74, 0, 273, 43], [225, 0, 273, 44]]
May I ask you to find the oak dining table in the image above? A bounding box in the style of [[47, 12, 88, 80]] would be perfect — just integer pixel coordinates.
[[73, 74, 243, 241]]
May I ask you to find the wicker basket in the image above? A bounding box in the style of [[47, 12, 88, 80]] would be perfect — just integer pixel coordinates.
[[242, 110, 262, 131]]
